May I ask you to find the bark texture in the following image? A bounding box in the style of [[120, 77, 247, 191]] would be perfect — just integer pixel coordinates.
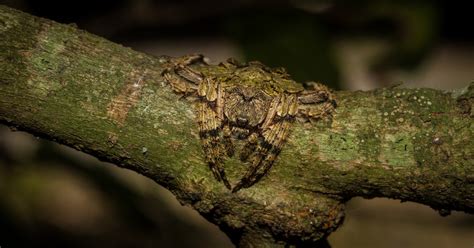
[[0, 5, 473, 247]]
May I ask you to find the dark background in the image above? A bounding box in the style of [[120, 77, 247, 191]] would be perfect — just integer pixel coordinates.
[[0, 1, 473, 247]]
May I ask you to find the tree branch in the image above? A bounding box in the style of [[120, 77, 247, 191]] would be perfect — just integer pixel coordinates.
[[1, 5, 472, 247]]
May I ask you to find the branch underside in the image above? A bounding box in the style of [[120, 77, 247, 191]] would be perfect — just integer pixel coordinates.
[[1, 5, 473, 247]]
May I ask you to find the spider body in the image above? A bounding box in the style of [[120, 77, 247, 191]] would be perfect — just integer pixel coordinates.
[[162, 55, 335, 192]]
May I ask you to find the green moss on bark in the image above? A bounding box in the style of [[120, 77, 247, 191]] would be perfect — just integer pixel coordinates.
[[1, 5, 473, 247]]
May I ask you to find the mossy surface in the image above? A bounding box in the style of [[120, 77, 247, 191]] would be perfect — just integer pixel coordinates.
[[1, 5, 472, 247]]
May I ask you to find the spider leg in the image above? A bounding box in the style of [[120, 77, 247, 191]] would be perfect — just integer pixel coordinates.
[[232, 94, 297, 192], [163, 72, 194, 94], [232, 120, 292, 192], [296, 82, 336, 122], [223, 124, 234, 157], [162, 54, 207, 94], [197, 101, 231, 189], [181, 54, 206, 65], [197, 80, 233, 189], [239, 132, 258, 162], [261, 96, 280, 129]]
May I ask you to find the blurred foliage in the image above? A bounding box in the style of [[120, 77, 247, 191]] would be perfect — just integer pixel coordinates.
[[224, 8, 340, 88], [329, 1, 438, 72], [222, 1, 440, 88]]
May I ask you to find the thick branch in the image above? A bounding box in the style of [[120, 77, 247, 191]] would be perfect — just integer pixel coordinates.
[[1, 5, 473, 247]]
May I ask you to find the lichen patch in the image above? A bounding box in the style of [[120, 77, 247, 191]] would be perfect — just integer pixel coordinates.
[[26, 22, 71, 97], [0, 11, 19, 32]]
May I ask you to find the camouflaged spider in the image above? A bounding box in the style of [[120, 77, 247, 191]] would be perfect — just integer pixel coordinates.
[[162, 54, 336, 192]]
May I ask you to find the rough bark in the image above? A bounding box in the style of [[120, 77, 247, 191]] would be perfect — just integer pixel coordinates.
[[0, 5, 472, 247]]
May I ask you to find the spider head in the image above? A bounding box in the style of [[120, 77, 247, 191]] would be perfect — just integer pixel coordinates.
[[224, 87, 271, 128]]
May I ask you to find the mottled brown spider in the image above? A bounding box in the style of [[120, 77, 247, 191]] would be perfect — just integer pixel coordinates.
[[161, 54, 336, 192]]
